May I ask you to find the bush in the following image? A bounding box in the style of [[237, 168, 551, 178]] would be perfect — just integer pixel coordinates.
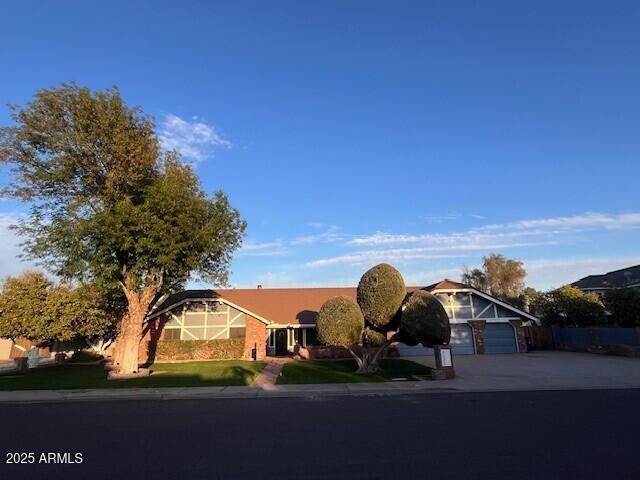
[[604, 288, 640, 327], [400, 290, 451, 347], [356, 263, 406, 328], [316, 296, 364, 347], [154, 338, 244, 361]]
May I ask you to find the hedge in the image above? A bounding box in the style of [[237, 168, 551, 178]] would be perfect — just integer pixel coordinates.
[[154, 338, 245, 361]]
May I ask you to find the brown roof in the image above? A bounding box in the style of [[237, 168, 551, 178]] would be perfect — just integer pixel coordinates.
[[150, 281, 469, 325], [218, 287, 357, 325], [424, 279, 471, 290]]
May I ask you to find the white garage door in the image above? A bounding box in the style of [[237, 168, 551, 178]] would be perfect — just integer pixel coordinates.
[[484, 323, 517, 354]]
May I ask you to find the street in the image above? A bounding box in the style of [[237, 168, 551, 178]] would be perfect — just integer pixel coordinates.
[[1, 389, 638, 479]]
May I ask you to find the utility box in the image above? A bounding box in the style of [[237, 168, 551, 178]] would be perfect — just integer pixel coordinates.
[[433, 344, 456, 380]]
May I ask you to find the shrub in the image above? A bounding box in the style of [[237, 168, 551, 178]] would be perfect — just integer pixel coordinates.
[[356, 263, 406, 327], [316, 296, 364, 347], [604, 288, 640, 327], [400, 290, 451, 347], [154, 338, 244, 361]]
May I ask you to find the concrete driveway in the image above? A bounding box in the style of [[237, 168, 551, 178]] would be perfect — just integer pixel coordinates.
[[412, 351, 640, 391]]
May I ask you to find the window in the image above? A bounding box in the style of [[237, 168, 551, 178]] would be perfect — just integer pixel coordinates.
[[163, 329, 181, 340], [305, 328, 320, 346], [161, 301, 249, 341], [229, 327, 245, 339]]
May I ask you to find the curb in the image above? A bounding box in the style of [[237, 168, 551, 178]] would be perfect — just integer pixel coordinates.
[[1, 383, 640, 404]]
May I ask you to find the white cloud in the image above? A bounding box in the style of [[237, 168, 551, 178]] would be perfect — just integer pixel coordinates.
[[290, 225, 343, 246], [479, 212, 640, 232], [238, 241, 287, 257], [304, 241, 556, 268], [158, 114, 231, 163], [305, 250, 464, 268], [348, 211, 640, 248]]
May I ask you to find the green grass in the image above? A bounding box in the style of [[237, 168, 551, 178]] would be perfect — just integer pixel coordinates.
[[0, 360, 266, 391], [277, 359, 432, 385]]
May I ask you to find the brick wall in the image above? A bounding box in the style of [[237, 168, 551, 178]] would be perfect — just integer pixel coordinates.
[[509, 320, 527, 353], [468, 320, 486, 354], [243, 315, 267, 360]]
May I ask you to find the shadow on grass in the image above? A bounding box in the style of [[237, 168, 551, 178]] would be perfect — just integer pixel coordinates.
[[277, 359, 432, 385], [0, 361, 266, 391]]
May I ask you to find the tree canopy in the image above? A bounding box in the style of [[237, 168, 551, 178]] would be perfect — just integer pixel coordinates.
[[316, 296, 364, 347], [462, 253, 527, 305], [400, 290, 451, 347], [316, 264, 450, 373], [603, 288, 640, 327], [531, 285, 605, 327], [1, 84, 246, 374], [0, 272, 115, 342]]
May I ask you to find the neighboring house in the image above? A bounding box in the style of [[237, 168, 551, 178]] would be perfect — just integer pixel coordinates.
[[571, 264, 640, 297], [145, 279, 538, 360], [0, 338, 35, 361]]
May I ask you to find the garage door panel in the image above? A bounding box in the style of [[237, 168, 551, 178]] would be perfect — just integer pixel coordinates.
[[485, 323, 517, 354], [397, 323, 475, 356], [450, 324, 475, 355]]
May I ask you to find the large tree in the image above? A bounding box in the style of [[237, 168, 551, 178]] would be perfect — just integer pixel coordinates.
[[604, 288, 640, 327], [462, 253, 527, 304], [0, 85, 246, 374], [532, 285, 605, 327], [316, 264, 450, 373], [0, 271, 115, 342]]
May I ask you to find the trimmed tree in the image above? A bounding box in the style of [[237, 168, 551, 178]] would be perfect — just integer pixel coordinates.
[[316, 296, 364, 348], [400, 290, 451, 347], [0, 85, 246, 374], [0, 271, 115, 342], [317, 263, 450, 373]]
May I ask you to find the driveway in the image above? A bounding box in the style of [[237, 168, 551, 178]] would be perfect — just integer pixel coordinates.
[[412, 351, 640, 391]]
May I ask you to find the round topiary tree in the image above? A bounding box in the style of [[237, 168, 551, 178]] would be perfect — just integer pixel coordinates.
[[357, 263, 406, 328], [316, 295, 364, 349], [400, 290, 451, 347]]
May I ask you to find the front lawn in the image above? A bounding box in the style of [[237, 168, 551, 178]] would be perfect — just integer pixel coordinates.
[[277, 359, 432, 384], [0, 360, 266, 391]]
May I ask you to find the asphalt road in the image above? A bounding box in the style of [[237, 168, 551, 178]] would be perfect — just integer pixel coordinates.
[[1, 389, 638, 480]]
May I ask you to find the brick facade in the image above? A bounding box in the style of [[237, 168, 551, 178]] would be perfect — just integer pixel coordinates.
[[243, 315, 267, 360], [467, 320, 486, 354], [509, 319, 527, 353]]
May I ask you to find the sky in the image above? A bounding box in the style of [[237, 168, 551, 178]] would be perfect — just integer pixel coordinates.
[[1, 0, 639, 290]]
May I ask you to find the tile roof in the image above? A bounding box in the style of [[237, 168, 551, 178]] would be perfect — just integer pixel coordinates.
[[148, 279, 533, 325], [571, 264, 640, 290]]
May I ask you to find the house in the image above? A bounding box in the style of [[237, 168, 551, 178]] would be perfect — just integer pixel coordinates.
[[145, 279, 538, 360], [571, 264, 640, 297]]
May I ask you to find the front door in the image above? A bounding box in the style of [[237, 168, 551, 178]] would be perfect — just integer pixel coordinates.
[[275, 329, 288, 356]]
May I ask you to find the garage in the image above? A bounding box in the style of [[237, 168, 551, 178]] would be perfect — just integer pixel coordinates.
[[396, 323, 475, 356], [484, 323, 517, 353], [450, 324, 475, 355]]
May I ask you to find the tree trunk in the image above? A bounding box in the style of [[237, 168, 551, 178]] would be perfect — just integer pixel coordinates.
[[113, 272, 161, 375], [355, 336, 397, 374]]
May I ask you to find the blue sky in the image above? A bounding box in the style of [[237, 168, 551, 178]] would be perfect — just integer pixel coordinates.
[[1, 0, 639, 290]]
